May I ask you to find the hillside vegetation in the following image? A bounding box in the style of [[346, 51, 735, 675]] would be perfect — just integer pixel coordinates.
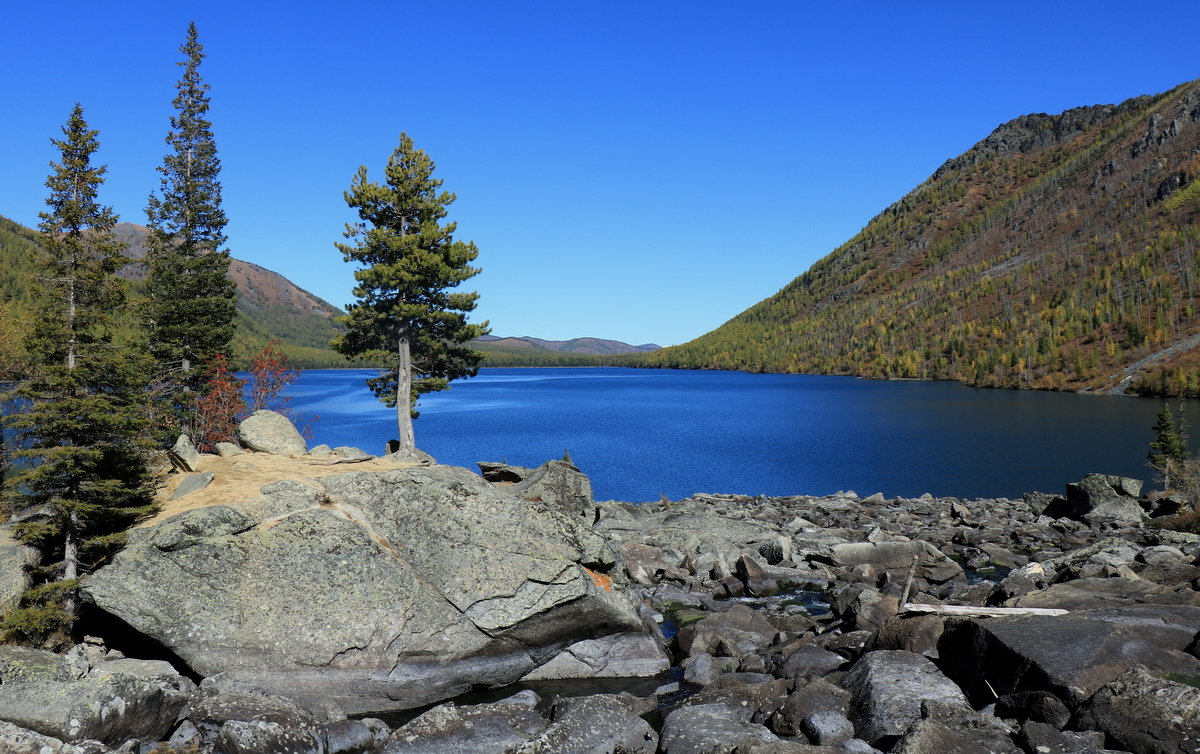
[[1, 218, 349, 368], [636, 80, 1200, 396]]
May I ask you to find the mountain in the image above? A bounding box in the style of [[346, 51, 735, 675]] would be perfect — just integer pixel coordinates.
[[1, 218, 348, 368], [472, 335, 661, 366], [636, 79, 1200, 397]]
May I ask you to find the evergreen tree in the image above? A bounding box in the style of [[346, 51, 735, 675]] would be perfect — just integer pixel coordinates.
[[1148, 402, 1189, 488], [143, 22, 237, 430], [1, 106, 154, 642], [332, 133, 488, 455]]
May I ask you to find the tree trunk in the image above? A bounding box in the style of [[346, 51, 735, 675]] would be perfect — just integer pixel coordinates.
[[63, 509, 79, 623], [396, 334, 415, 456]]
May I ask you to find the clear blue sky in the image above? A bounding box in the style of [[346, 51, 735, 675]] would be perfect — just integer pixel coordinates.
[[3, 2, 1198, 346]]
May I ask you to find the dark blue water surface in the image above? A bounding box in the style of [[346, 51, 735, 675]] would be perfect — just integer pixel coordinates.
[[284, 367, 1197, 503]]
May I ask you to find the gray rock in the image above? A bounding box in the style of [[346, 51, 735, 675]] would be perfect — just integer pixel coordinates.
[[82, 464, 641, 715], [520, 631, 669, 680], [380, 700, 547, 753], [511, 459, 594, 518], [237, 409, 307, 455], [477, 461, 535, 483], [215, 720, 323, 754], [0, 645, 72, 683], [892, 718, 992, 754], [0, 522, 38, 609], [1075, 666, 1200, 754], [170, 471, 215, 500], [1064, 474, 1147, 526], [0, 720, 94, 754], [773, 644, 848, 681], [171, 434, 201, 471], [684, 652, 734, 686], [1016, 721, 1110, 754], [512, 694, 658, 753], [801, 711, 856, 746], [216, 441, 245, 457], [994, 691, 1071, 729], [333, 446, 372, 461], [842, 650, 970, 748], [864, 615, 944, 659], [0, 673, 187, 744], [825, 541, 963, 583], [323, 719, 377, 754], [770, 678, 851, 737], [677, 604, 778, 658], [660, 703, 780, 753]]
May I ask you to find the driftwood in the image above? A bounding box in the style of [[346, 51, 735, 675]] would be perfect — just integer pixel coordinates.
[[900, 603, 1069, 617]]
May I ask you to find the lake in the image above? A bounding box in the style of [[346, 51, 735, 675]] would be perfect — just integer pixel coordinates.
[[283, 367, 1197, 502]]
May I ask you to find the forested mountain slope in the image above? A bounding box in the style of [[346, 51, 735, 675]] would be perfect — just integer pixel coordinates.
[[637, 79, 1200, 396], [1, 217, 347, 367]]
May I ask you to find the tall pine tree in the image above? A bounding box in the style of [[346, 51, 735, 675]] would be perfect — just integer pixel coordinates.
[[1, 106, 154, 643], [332, 133, 488, 455], [1149, 402, 1189, 488], [143, 22, 236, 431]]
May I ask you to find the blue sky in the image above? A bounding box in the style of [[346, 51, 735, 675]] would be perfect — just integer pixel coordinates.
[[2, 2, 1198, 346]]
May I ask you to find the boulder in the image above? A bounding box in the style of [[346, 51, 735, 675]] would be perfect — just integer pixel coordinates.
[[823, 541, 963, 583], [659, 703, 780, 753], [379, 700, 547, 753], [237, 409, 307, 455], [81, 464, 642, 715], [170, 470, 214, 500], [1075, 666, 1200, 754], [215, 720, 324, 754], [770, 677, 851, 737], [676, 604, 778, 658], [510, 459, 594, 518], [216, 441, 245, 457], [1063, 474, 1147, 526], [0, 672, 188, 744], [512, 694, 658, 753], [0, 645, 73, 683], [477, 461, 535, 484], [841, 650, 970, 749], [891, 719, 993, 754], [0, 720, 95, 754], [171, 433, 201, 471]]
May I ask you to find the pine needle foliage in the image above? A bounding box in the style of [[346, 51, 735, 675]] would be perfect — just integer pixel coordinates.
[[1, 106, 155, 643], [143, 22, 237, 427], [332, 133, 489, 453]]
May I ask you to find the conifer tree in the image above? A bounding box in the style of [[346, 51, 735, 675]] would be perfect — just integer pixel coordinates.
[[143, 22, 237, 429], [1, 106, 154, 642], [332, 133, 488, 455], [1149, 402, 1189, 488]]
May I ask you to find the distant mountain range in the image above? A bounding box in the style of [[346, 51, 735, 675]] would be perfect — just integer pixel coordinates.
[[636, 78, 1200, 396], [475, 335, 660, 355]]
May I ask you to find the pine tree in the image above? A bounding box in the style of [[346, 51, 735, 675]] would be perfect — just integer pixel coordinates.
[[1, 106, 154, 642], [332, 133, 489, 455], [143, 22, 237, 430], [1148, 402, 1189, 488]]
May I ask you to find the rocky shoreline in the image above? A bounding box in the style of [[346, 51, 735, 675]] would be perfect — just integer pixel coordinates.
[[1, 412, 1198, 753]]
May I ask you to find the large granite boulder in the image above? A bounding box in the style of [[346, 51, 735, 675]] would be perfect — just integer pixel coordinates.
[[510, 459, 594, 519], [237, 409, 307, 455], [1064, 474, 1147, 526], [81, 464, 644, 715], [841, 650, 970, 749], [0, 521, 38, 609], [1075, 666, 1200, 754]]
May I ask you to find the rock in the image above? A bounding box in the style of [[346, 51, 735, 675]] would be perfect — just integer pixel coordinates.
[[379, 700, 547, 753], [864, 615, 944, 659], [841, 650, 970, 749], [688, 677, 792, 726], [333, 446, 372, 461], [216, 441, 245, 457], [237, 409, 307, 455], [770, 678, 851, 737], [772, 644, 848, 681], [1022, 491, 1064, 517], [916, 700, 1019, 753], [738, 553, 780, 595], [169, 471, 215, 500], [677, 604, 778, 658], [0, 645, 72, 683], [322, 719, 377, 754], [171, 434, 201, 471], [520, 631, 669, 681], [993, 691, 1071, 729], [510, 459, 594, 518], [659, 703, 780, 753], [0, 673, 187, 744], [512, 694, 658, 753], [1064, 474, 1147, 526], [938, 607, 1200, 707], [824, 541, 963, 583], [215, 720, 324, 753], [619, 541, 677, 585], [684, 652, 735, 686], [1075, 666, 1200, 754], [81, 464, 642, 715], [1015, 722, 1110, 754], [891, 718, 993, 754], [0, 720, 93, 754], [831, 586, 899, 632], [801, 711, 856, 746], [0, 522, 38, 609], [477, 461, 536, 484]]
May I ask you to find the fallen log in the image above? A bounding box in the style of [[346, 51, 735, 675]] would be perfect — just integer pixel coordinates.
[[900, 603, 1068, 617]]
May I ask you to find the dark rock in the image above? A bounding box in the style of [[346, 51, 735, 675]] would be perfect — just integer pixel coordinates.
[[1023, 492, 1064, 517], [738, 553, 779, 596], [323, 719, 376, 754], [379, 700, 547, 753], [689, 677, 792, 725], [1075, 666, 1200, 754], [659, 703, 780, 753], [1063, 474, 1146, 526], [841, 650, 970, 748], [891, 718, 992, 754], [477, 461, 535, 484], [770, 677, 851, 737], [773, 644, 848, 681], [800, 710, 856, 746], [864, 615, 944, 659], [1017, 721, 1110, 754], [831, 586, 899, 632], [994, 690, 1071, 729], [677, 604, 778, 658], [917, 700, 1019, 753]]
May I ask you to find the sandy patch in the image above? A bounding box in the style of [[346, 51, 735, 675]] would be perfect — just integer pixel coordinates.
[[142, 451, 421, 527]]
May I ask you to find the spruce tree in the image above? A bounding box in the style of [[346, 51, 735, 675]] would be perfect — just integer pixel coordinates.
[[1, 106, 154, 642], [1149, 402, 1189, 488], [332, 133, 489, 455], [143, 22, 236, 429]]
